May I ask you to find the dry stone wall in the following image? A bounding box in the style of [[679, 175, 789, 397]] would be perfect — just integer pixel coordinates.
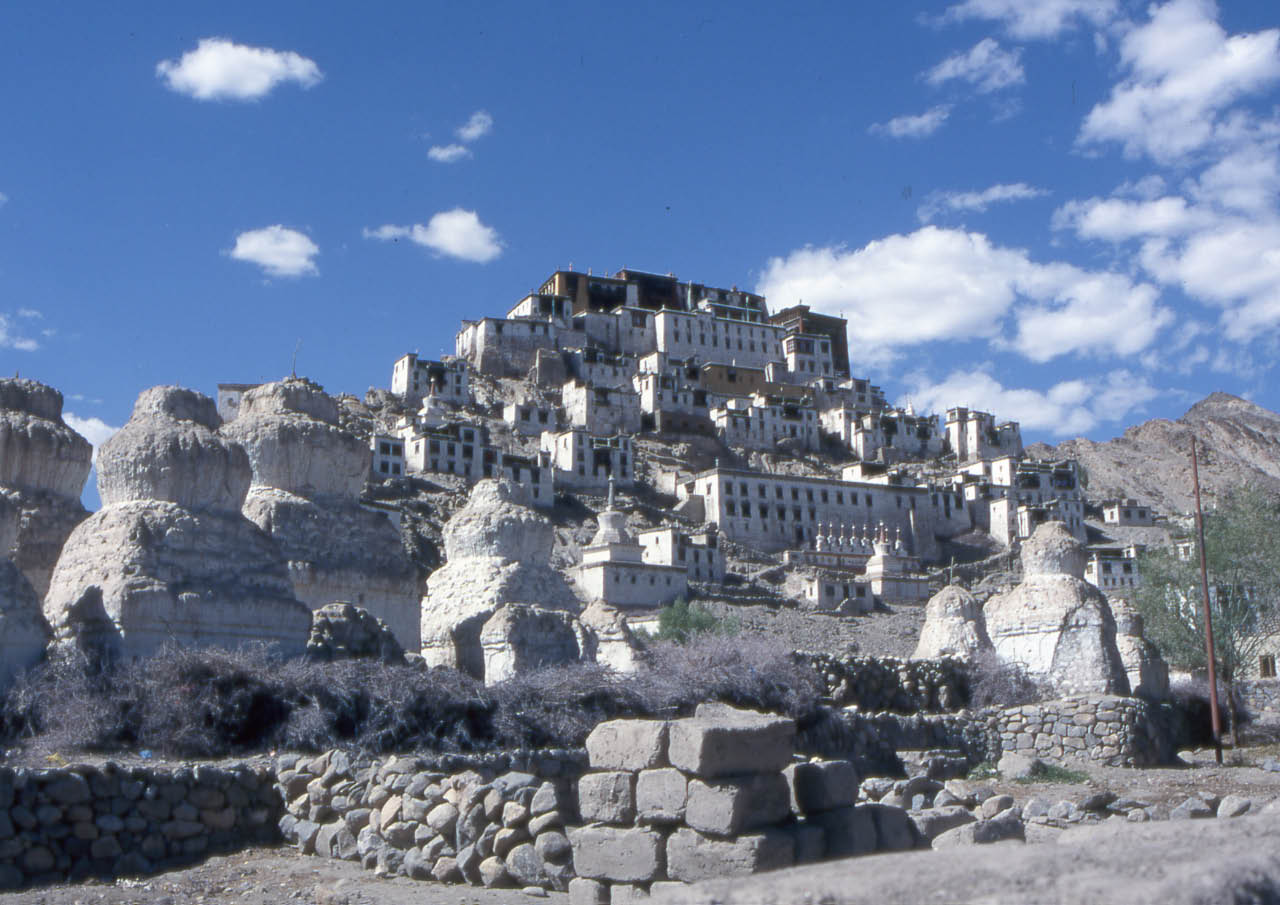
[[799, 653, 969, 713], [275, 748, 586, 892], [0, 761, 280, 890], [993, 695, 1173, 767]]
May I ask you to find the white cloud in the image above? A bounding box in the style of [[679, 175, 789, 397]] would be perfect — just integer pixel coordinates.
[[937, 0, 1119, 39], [364, 208, 502, 263], [869, 105, 951, 139], [918, 182, 1047, 222], [428, 143, 471, 163], [229, 226, 319, 277], [925, 39, 1025, 94], [1053, 195, 1211, 240], [456, 110, 493, 142], [757, 226, 1168, 365], [156, 38, 322, 101], [906, 367, 1161, 436], [0, 314, 39, 352], [1079, 0, 1280, 164], [0, 192, 7, 207], [64, 414, 121, 463], [16, 308, 42, 319]]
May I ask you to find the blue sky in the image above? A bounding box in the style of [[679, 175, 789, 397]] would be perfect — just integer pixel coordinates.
[[3, 0, 1280, 505]]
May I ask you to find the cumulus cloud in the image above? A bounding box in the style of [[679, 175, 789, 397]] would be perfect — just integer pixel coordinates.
[[0, 314, 39, 352], [756, 226, 1169, 365], [456, 110, 493, 142], [229, 225, 319, 277], [905, 367, 1161, 436], [363, 209, 502, 263], [925, 39, 1025, 93], [157, 38, 322, 101], [918, 182, 1047, 222], [64, 414, 121, 463], [1079, 0, 1280, 164], [936, 0, 1119, 39], [427, 143, 471, 163], [869, 105, 951, 139]]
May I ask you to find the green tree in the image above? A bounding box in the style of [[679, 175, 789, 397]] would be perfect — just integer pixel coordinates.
[[1135, 486, 1280, 744]]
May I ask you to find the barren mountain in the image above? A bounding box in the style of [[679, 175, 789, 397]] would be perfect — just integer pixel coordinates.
[[1029, 392, 1280, 518]]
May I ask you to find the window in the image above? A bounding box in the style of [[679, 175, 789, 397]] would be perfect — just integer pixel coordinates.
[[1262, 655, 1277, 678]]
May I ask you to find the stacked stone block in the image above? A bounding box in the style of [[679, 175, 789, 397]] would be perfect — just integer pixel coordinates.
[[0, 762, 280, 890], [276, 749, 583, 892], [569, 704, 914, 904]]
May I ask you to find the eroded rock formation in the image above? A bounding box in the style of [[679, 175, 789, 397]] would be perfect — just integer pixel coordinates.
[[0, 378, 92, 599], [983, 522, 1130, 696], [480, 603, 589, 683], [220, 378, 420, 651], [421, 479, 580, 680], [0, 556, 50, 687], [913, 585, 991, 661], [1110, 597, 1170, 699], [306, 601, 405, 663], [43, 386, 311, 658]]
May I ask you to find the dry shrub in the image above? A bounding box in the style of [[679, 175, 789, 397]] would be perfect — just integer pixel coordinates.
[[0, 634, 824, 758], [966, 650, 1048, 709]]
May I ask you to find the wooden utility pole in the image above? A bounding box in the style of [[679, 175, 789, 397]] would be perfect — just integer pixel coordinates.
[[1191, 435, 1223, 764]]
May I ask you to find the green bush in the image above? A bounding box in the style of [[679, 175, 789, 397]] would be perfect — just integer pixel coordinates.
[[645, 598, 739, 644]]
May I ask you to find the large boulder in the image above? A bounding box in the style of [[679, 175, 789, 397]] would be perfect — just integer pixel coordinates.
[[306, 601, 404, 663], [579, 601, 642, 673], [221, 378, 420, 651], [983, 523, 1129, 696], [421, 480, 580, 680], [43, 387, 311, 658], [913, 585, 991, 661], [0, 378, 92, 598]]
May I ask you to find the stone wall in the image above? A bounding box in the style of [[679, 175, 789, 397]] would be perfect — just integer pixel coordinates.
[[0, 761, 280, 890], [275, 748, 587, 892], [799, 653, 969, 713], [1238, 679, 1280, 714], [992, 695, 1173, 767], [567, 704, 922, 903]]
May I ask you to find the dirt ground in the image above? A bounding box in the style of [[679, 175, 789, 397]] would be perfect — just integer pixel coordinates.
[[0, 848, 568, 905]]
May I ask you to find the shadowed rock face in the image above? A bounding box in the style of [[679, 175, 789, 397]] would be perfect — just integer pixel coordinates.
[[43, 386, 310, 659], [984, 522, 1130, 696], [0, 557, 51, 688], [421, 480, 580, 680], [0, 378, 92, 598], [220, 378, 420, 651]]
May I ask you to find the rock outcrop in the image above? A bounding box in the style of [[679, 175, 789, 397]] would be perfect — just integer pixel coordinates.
[[43, 386, 311, 658], [420, 479, 580, 680], [220, 378, 420, 651], [0, 378, 92, 599], [913, 585, 991, 661], [579, 601, 642, 674], [983, 522, 1130, 696]]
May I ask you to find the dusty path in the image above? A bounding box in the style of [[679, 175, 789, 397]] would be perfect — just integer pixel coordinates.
[[0, 848, 567, 905]]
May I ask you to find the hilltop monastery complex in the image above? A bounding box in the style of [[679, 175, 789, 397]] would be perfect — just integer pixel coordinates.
[[225, 264, 1147, 619]]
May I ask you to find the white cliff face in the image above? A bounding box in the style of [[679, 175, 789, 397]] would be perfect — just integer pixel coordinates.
[[221, 378, 420, 651], [97, 386, 250, 512], [984, 522, 1130, 697], [0, 380, 93, 499], [43, 386, 311, 659], [913, 585, 992, 661], [422, 479, 580, 680], [225, 379, 368, 500]]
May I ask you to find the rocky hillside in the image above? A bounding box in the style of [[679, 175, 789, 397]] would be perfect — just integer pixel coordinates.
[[1030, 393, 1280, 518]]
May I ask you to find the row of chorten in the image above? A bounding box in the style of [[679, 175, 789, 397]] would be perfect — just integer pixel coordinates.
[[811, 521, 907, 556]]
